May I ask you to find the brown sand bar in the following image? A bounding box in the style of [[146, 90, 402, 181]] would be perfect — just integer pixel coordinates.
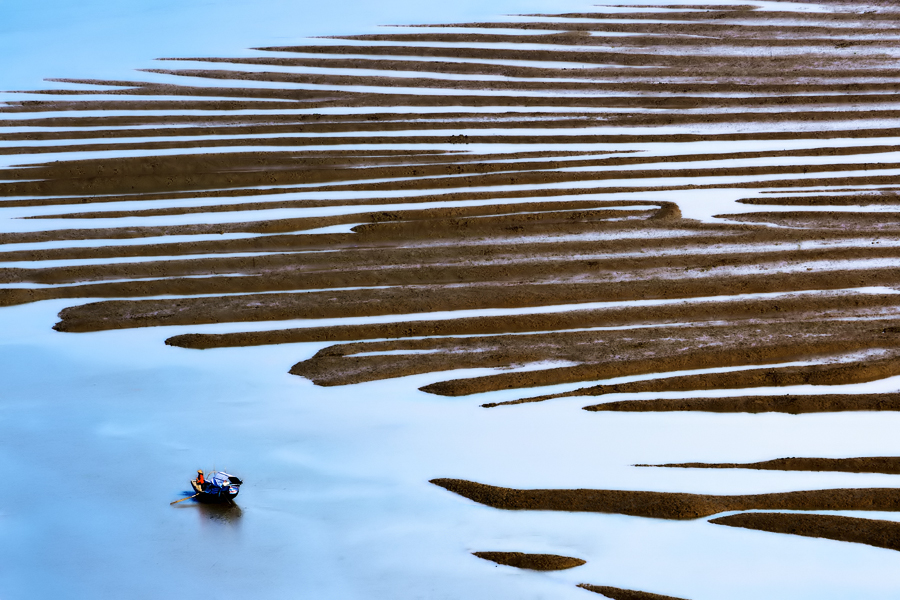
[[15, 230, 900, 289], [46, 264, 900, 330], [226, 27, 900, 47], [411, 17, 900, 32], [20, 80, 900, 108], [430, 479, 900, 520], [710, 512, 900, 553], [335, 31, 900, 50], [295, 174, 900, 199], [12, 130, 900, 160], [738, 195, 900, 206], [719, 211, 900, 230], [500, 357, 900, 410], [523, 9, 900, 22], [13, 90, 900, 115], [513, 360, 898, 407], [0, 218, 892, 265], [166, 291, 900, 350], [1, 152, 643, 196], [10, 154, 900, 197], [0, 98, 333, 113], [0, 117, 624, 142], [0, 149, 605, 188], [15, 107, 900, 146], [18, 66, 900, 96], [0, 110, 618, 128], [138, 67, 900, 99], [0, 176, 634, 211], [157, 56, 900, 82], [24, 200, 648, 220], [3, 153, 641, 198], [472, 551, 585, 571], [577, 584, 690, 600], [587, 393, 900, 415], [0, 199, 666, 246], [68, 62, 900, 91], [1, 219, 687, 277], [239, 163, 900, 196], [293, 318, 900, 389], [640, 457, 900, 474], [256, 43, 898, 70], [0, 218, 706, 264], [12, 146, 896, 208]]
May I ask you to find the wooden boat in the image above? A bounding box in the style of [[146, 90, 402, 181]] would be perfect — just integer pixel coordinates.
[[191, 471, 243, 503]]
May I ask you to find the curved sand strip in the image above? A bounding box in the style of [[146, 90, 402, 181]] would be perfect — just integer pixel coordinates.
[[430, 478, 900, 520], [577, 584, 690, 600], [710, 512, 900, 553], [585, 393, 900, 415], [490, 356, 900, 408], [472, 551, 585, 571], [640, 457, 900, 474]]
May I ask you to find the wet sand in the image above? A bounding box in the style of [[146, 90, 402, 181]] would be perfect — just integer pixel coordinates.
[[164, 289, 900, 347], [472, 551, 585, 571], [577, 584, 690, 600], [430, 479, 900, 520], [711, 512, 900, 553], [509, 357, 900, 409], [586, 393, 900, 414], [640, 457, 900, 473]]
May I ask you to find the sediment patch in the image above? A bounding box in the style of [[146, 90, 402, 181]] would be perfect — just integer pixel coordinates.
[[430, 478, 900, 520], [166, 290, 900, 348], [495, 356, 900, 408], [640, 457, 900, 474], [718, 211, 900, 231], [585, 393, 900, 414], [710, 512, 900, 553], [577, 584, 690, 600], [738, 194, 900, 206], [472, 551, 585, 571], [50, 266, 900, 330]]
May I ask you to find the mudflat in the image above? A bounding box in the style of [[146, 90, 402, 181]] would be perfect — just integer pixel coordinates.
[[6, 0, 900, 596]]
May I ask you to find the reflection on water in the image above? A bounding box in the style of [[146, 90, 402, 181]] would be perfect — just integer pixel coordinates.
[[172, 496, 243, 528], [196, 501, 243, 527]]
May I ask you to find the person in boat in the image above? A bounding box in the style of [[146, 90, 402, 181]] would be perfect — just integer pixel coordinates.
[[197, 469, 205, 490]]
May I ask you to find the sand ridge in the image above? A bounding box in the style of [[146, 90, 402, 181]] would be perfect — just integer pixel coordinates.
[[430, 478, 900, 520], [710, 512, 900, 553], [577, 584, 690, 600], [497, 355, 900, 408], [640, 457, 900, 473], [586, 393, 900, 414], [472, 551, 585, 571]]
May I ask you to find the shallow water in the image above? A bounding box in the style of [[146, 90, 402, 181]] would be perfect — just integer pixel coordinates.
[[5, 299, 900, 600], [6, 0, 900, 598]]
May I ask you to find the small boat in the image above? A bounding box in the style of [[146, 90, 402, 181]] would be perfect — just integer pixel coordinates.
[[191, 470, 243, 503]]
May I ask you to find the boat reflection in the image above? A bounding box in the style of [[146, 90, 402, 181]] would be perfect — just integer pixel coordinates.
[[196, 501, 243, 527], [173, 497, 243, 528]]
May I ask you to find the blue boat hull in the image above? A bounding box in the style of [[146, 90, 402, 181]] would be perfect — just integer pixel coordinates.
[[191, 479, 239, 503]]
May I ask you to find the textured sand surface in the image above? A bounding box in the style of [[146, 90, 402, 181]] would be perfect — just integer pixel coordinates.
[[711, 512, 900, 553], [641, 457, 900, 473], [586, 393, 900, 414], [431, 478, 900, 520], [578, 584, 690, 600], [472, 551, 585, 571]]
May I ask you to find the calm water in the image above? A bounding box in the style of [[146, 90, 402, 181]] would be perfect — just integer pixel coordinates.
[[4, 1, 900, 598]]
